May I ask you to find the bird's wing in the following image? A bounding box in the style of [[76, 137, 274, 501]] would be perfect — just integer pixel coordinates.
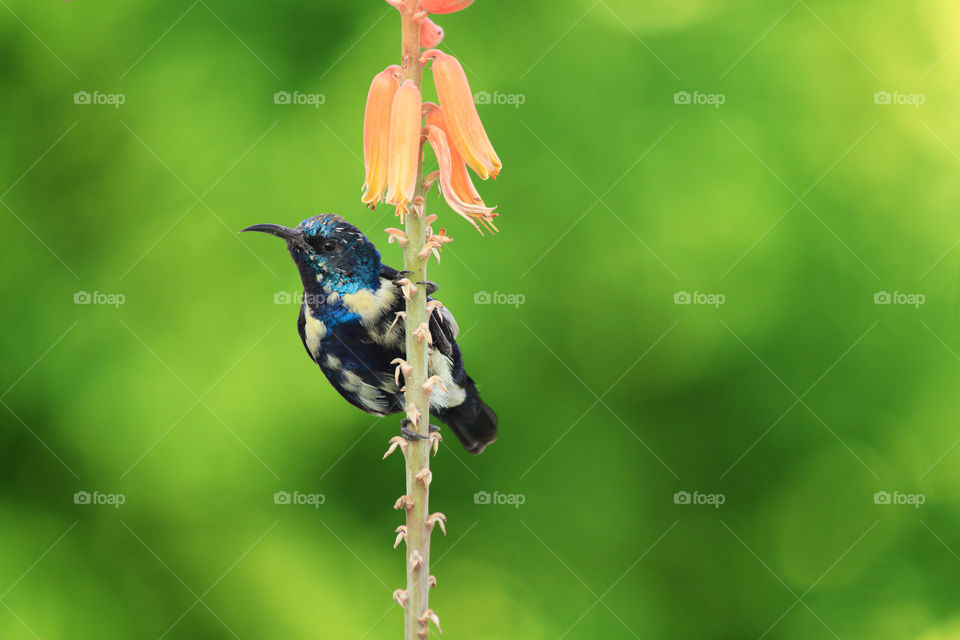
[[297, 304, 319, 364], [379, 263, 459, 357], [429, 299, 459, 355]]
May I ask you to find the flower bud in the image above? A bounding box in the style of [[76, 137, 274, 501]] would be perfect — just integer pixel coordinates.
[[419, 0, 474, 14], [420, 17, 444, 47]]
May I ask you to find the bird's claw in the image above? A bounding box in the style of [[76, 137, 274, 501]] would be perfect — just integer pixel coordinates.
[[394, 525, 407, 549], [400, 417, 429, 441], [416, 280, 439, 295], [401, 425, 429, 441], [392, 270, 413, 282], [393, 588, 408, 607]]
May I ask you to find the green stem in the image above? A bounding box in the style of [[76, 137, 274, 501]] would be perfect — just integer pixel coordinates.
[[399, 3, 432, 638]]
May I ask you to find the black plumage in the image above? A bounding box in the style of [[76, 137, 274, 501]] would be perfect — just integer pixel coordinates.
[[244, 214, 497, 454]]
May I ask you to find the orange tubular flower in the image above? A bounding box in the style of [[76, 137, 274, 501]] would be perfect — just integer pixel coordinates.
[[420, 17, 444, 47], [385, 80, 423, 212], [424, 103, 489, 213], [423, 121, 497, 234], [361, 65, 400, 207], [425, 50, 501, 180], [419, 0, 474, 14]]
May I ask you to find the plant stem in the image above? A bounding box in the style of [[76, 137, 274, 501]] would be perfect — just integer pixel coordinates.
[[398, 3, 432, 638]]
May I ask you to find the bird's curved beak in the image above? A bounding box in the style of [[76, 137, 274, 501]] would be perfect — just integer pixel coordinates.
[[240, 223, 300, 241], [240, 223, 312, 251]]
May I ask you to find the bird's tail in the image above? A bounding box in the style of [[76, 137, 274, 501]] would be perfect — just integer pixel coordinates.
[[437, 377, 497, 455]]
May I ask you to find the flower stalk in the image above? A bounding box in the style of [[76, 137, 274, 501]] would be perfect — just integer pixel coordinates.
[[363, 0, 501, 635], [398, 3, 433, 638]]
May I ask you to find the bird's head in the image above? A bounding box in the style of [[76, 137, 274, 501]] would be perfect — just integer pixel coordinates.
[[242, 214, 382, 294]]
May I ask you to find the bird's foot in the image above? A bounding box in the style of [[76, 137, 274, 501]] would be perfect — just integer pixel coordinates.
[[400, 417, 425, 441], [417, 280, 439, 295], [391, 270, 413, 284], [400, 418, 439, 440]]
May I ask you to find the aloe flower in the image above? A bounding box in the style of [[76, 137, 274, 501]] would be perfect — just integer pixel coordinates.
[[385, 80, 423, 213], [361, 66, 400, 207], [424, 49, 501, 180], [424, 103, 497, 233]]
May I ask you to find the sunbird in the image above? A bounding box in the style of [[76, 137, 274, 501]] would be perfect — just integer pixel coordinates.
[[242, 214, 497, 454]]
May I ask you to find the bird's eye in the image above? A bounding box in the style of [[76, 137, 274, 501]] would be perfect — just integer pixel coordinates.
[[321, 239, 338, 253]]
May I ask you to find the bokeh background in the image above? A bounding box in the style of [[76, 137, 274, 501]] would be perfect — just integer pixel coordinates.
[[1, 0, 959, 638]]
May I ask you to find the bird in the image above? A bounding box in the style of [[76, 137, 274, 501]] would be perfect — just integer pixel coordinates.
[[242, 213, 497, 454]]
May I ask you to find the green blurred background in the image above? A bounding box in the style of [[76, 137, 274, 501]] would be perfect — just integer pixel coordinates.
[[1, 0, 959, 638]]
